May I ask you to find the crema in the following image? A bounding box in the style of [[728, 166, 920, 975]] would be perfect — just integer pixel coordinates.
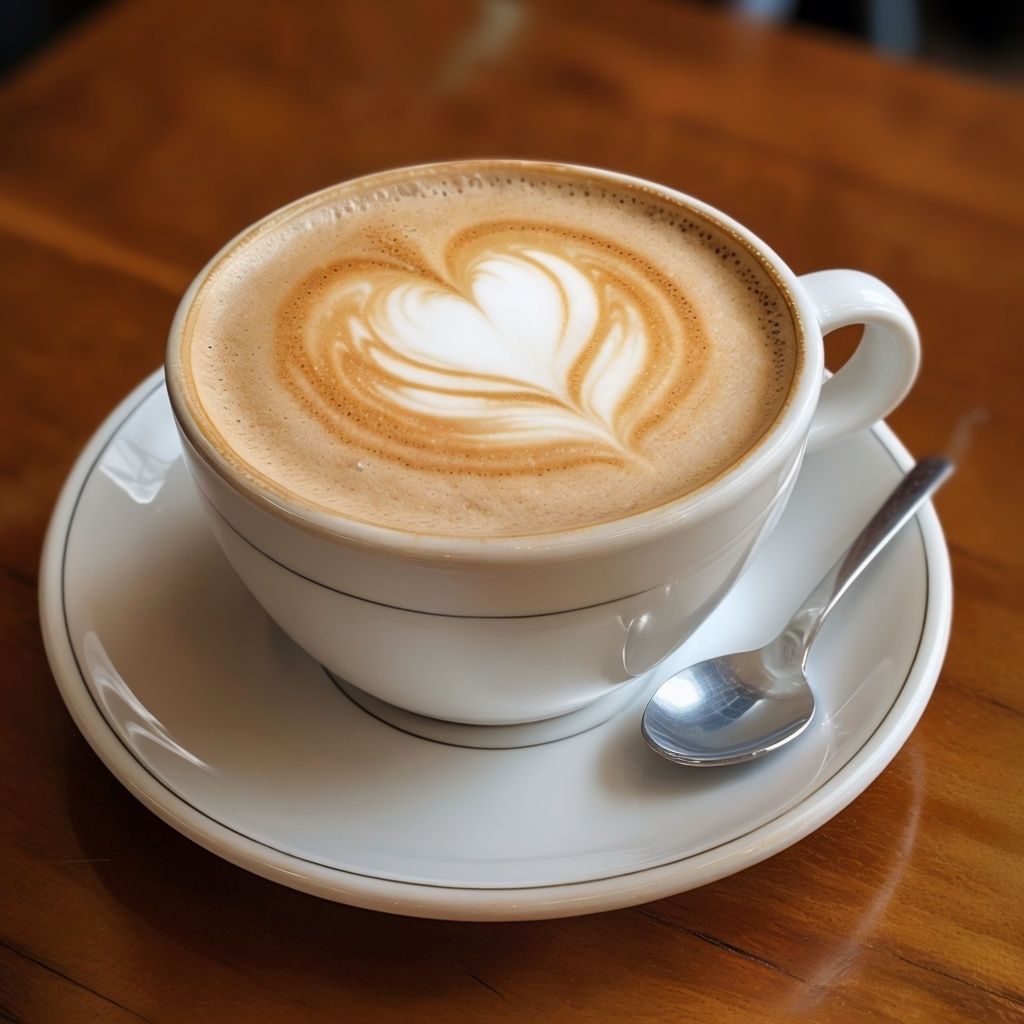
[[178, 161, 800, 537]]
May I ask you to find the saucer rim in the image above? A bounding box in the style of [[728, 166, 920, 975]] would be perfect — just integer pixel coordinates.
[[39, 370, 953, 921]]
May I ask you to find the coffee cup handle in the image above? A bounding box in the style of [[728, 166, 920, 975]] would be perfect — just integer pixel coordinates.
[[798, 269, 920, 451]]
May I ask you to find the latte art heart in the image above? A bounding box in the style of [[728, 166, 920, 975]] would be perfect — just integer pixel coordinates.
[[277, 224, 702, 471]]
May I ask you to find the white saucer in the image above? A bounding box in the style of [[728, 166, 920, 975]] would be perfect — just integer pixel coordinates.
[[40, 371, 952, 921]]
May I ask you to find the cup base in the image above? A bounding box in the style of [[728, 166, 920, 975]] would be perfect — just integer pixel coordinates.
[[327, 673, 649, 749]]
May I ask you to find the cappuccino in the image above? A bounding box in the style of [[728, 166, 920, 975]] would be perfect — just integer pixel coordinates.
[[177, 161, 800, 537]]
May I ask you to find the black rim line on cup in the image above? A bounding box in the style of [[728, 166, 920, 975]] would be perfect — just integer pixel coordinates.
[[199, 493, 695, 622]]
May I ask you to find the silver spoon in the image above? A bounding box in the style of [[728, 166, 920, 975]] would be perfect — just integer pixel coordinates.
[[641, 455, 953, 767]]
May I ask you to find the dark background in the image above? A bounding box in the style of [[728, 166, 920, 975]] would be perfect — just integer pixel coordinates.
[[1, 0, 1023, 83]]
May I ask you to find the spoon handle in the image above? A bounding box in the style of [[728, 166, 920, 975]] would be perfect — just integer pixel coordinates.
[[786, 455, 953, 666]]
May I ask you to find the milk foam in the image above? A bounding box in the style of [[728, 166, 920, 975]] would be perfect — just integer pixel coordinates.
[[180, 163, 800, 537], [279, 224, 692, 465]]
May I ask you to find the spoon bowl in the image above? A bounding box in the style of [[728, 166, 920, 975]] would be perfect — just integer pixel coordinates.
[[642, 456, 953, 767]]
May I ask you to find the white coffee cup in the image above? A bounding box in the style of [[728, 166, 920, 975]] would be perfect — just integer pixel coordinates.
[[165, 161, 919, 730]]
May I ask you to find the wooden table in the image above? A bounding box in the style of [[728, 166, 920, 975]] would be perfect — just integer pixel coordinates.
[[2, 1, 1021, 1020]]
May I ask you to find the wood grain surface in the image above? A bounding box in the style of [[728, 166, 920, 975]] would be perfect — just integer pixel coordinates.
[[1, 1, 1021, 1021]]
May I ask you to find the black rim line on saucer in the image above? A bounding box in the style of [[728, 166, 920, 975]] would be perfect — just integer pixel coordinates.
[[51, 373, 933, 894]]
